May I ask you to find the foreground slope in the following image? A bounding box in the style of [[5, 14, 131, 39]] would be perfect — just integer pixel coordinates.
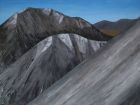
[[0, 8, 110, 72], [0, 34, 105, 105], [28, 19, 140, 105]]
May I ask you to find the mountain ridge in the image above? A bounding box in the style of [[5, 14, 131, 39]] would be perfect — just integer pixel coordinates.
[[94, 17, 139, 36], [0, 33, 106, 105], [0, 7, 110, 72]]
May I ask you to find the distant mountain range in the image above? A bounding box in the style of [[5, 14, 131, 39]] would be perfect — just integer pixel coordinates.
[[94, 17, 140, 36]]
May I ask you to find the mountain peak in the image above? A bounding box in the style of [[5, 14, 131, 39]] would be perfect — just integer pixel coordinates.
[[0, 7, 111, 71], [1, 7, 63, 28], [21, 7, 62, 16], [21, 7, 65, 24]]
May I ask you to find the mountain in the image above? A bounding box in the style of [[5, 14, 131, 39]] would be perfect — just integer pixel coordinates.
[[94, 17, 140, 36], [0, 7, 110, 73], [0, 7, 109, 105], [28, 18, 140, 105], [0, 34, 106, 105]]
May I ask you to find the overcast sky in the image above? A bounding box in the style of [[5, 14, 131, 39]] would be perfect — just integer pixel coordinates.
[[0, 0, 140, 24]]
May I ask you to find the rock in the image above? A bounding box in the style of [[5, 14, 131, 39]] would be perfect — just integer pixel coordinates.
[[0, 33, 106, 105]]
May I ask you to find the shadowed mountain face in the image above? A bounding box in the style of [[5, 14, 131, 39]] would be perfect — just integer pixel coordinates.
[[28, 19, 140, 105], [0, 34, 106, 105], [94, 18, 140, 36], [0, 8, 110, 72]]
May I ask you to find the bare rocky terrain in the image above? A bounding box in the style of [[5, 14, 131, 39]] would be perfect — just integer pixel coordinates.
[[28, 18, 140, 105], [0, 8, 109, 105], [1, 7, 139, 105], [0, 8, 110, 73]]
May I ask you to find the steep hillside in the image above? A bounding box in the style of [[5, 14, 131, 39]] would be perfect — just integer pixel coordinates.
[[0, 34, 105, 105], [28, 19, 140, 105]]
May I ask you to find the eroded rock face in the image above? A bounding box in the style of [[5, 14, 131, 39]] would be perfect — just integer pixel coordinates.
[[0, 8, 110, 72], [0, 34, 106, 105]]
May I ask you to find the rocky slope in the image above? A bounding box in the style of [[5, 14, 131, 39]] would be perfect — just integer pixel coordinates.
[[94, 17, 140, 36], [0, 33, 106, 105], [0, 7, 110, 72], [0, 7, 111, 105], [28, 18, 140, 105]]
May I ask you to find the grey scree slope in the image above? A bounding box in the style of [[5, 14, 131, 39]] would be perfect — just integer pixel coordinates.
[[0, 34, 105, 105], [28, 20, 140, 105]]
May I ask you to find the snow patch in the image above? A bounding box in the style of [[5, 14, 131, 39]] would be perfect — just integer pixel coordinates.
[[41, 37, 53, 53], [10, 14, 17, 25], [35, 37, 52, 59], [74, 34, 88, 53], [42, 8, 52, 15], [59, 15, 64, 24], [4, 14, 18, 28], [58, 34, 73, 50], [54, 12, 64, 24], [42, 8, 64, 24]]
